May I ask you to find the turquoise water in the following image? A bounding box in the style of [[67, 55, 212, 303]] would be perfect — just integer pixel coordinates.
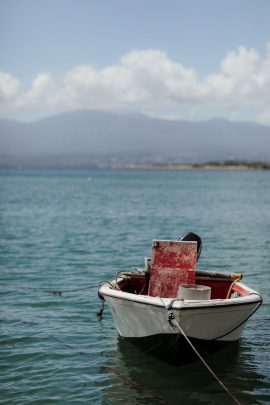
[[1, 169, 269, 404]]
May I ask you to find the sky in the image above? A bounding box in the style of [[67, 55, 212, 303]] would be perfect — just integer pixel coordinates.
[[1, 0, 270, 124]]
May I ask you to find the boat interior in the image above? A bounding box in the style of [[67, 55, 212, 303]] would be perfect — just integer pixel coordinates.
[[113, 235, 247, 300], [115, 269, 244, 300]]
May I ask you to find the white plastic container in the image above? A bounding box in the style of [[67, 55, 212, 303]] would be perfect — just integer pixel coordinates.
[[178, 284, 211, 300]]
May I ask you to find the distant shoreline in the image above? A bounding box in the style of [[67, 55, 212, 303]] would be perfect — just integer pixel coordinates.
[[115, 161, 270, 170], [1, 160, 270, 170]]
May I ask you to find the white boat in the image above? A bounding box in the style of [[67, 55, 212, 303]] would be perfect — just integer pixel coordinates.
[[98, 233, 262, 365]]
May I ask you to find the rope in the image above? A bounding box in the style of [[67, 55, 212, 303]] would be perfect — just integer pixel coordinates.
[[225, 278, 241, 299], [167, 312, 242, 405], [0, 284, 98, 296], [44, 285, 97, 296], [49, 335, 96, 358], [210, 295, 263, 341], [96, 299, 105, 319]]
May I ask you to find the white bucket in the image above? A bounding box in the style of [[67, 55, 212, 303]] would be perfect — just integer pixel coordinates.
[[177, 284, 211, 300]]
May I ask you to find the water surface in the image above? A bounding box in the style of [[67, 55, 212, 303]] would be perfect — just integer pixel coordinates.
[[1, 169, 269, 404]]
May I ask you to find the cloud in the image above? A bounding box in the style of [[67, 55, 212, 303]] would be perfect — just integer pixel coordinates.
[[206, 46, 268, 99], [19, 73, 55, 106], [0, 71, 20, 103], [1, 44, 270, 123], [62, 50, 205, 109]]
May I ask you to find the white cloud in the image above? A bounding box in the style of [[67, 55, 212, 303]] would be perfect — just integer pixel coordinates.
[[18, 73, 55, 106], [204, 45, 270, 123], [0, 71, 20, 103], [221, 47, 259, 78], [1, 44, 270, 124]]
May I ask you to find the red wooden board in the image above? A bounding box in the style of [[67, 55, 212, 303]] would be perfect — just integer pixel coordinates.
[[148, 240, 197, 298]]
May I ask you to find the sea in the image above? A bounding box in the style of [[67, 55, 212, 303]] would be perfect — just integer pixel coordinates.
[[1, 168, 269, 405]]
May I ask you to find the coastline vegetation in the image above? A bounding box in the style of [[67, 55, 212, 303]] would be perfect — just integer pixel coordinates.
[[119, 160, 270, 170]]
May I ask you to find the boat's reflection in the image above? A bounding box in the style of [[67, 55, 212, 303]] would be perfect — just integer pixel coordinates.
[[101, 337, 265, 405]]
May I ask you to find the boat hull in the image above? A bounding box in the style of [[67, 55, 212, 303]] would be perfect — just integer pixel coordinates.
[[100, 282, 262, 342], [99, 280, 262, 365]]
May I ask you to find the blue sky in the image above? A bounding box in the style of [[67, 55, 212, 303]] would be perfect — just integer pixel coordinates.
[[1, 0, 270, 123]]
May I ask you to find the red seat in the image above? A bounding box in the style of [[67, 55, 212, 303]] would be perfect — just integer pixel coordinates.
[[148, 240, 197, 298]]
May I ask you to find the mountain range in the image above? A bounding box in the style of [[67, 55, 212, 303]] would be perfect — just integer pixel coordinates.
[[0, 110, 270, 167]]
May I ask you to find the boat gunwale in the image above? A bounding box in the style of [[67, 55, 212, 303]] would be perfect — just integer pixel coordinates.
[[99, 281, 262, 311]]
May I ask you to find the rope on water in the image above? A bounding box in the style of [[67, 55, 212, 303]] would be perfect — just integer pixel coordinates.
[[44, 284, 97, 296], [32, 285, 97, 296], [1, 284, 98, 296], [49, 334, 95, 358], [167, 312, 242, 405]]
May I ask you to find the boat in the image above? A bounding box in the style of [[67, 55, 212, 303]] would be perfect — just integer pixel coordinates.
[[98, 233, 262, 365]]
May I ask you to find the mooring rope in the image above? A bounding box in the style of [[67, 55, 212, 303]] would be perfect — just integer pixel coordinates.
[[167, 312, 242, 405], [0, 284, 98, 296], [43, 284, 97, 296]]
